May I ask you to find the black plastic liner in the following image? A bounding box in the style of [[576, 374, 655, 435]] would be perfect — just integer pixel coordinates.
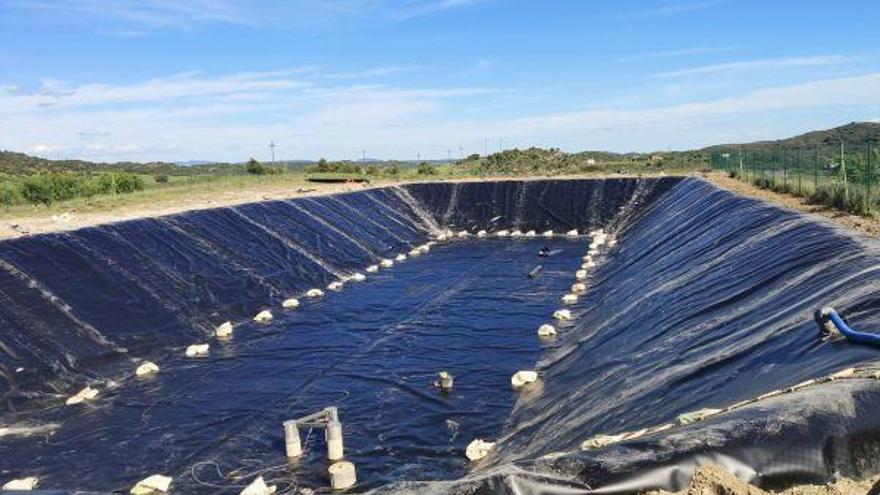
[[2, 177, 880, 494]]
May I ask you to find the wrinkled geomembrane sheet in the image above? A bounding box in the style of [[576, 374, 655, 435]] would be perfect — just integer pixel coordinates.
[[1, 178, 880, 494]]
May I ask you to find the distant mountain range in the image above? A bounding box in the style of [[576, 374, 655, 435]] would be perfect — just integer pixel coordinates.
[[703, 122, 880, 151], [3, 122, 877, 176]]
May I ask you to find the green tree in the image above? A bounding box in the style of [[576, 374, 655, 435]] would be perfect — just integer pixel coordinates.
[[21, 175, 56, 206], [315, 158, 331, 173], [1, 182, 17, 211], [417, 162, 436, 175], [246, 157, 265, 175]]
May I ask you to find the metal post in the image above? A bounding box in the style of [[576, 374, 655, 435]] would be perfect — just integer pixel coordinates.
[[782, 148, 787, 189], [797, 148, 802, 195], [868, 142, 873, 213]]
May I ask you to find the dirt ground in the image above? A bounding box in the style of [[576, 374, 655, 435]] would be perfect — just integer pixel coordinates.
[[0, 180, 375, 240], [702, 171, 880, 237], [646, 464, 880, 495]]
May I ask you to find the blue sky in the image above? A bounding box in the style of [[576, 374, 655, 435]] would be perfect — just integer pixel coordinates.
[[2, 0, 880, 162]]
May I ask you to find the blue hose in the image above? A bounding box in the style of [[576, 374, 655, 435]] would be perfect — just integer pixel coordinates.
[[824, 309, 880, 347]]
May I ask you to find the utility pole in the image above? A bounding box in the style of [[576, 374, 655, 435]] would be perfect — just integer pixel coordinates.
[[362, 149, 366, 163], [269, 140, 276, 166], [459, 146, 464, 159], [447, 149, 451, 161]]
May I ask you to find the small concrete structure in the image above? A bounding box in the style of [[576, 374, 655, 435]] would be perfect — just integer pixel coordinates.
[[283, 407, 346, 461], [282, 298, 300, 309], [329, 461, 357, 490]]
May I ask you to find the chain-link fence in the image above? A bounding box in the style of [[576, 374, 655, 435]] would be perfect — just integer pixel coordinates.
[[710, 142, 878, 215]]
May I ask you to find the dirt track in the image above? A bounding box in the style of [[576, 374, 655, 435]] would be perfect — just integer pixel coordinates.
[[647, 464, 879, 495], [702, 172, 880, 237]]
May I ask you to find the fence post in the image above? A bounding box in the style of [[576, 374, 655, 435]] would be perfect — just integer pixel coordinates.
[[782, 147, 788, 189], [869, 142, 874, 213]]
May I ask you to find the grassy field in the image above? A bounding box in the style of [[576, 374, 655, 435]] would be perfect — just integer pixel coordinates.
[[0, 161, 702, 224]]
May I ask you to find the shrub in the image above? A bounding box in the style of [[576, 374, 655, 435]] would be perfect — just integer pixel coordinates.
[[384, 164, 400, 176], [808, 184, 872, 216], [20, 174, 81, 205], [92, 172, 144, 195], [112, 172, 144, 193], [417, 162, 436, 175], [578, 164, 602, 173], [1, 183, 18, 210], [154, 174, 169, 183], [246, 158, 265, 175]]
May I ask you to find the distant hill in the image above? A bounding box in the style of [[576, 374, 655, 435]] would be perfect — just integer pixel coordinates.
[[0, 151, 253, 177], [703, 122, 880, 151]]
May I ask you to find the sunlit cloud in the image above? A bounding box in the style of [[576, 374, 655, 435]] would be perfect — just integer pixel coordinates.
[[7, 0, 488, 33], [650, 55, 861, 78], [616, 45, 745, 63], [2, 69, 879, 162], [616, 0, 726, 18]]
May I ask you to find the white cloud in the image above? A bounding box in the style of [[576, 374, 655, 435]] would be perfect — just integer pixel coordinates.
[[616, 0, 726, 18], [9, 0, 486, 32], [616, 45, 744, 63], [390, 0, 483, 19], [3, 70, 880, 162], [651, 55, 860, 78], [318, 66, 424, 80]]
